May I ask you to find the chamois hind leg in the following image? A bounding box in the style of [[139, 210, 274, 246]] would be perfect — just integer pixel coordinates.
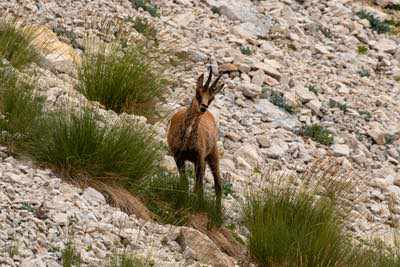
[[193, 157, 206, 199], [206, 147, 222, 213], [174, 155, 188, 192]]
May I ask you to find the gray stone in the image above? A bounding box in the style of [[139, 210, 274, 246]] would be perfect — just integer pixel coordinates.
[[331, 144, 351, 157]]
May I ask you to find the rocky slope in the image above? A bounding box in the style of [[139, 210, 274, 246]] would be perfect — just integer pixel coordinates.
[[1, 0, 400, 266]]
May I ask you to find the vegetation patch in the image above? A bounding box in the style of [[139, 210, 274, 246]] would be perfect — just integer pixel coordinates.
[[306, 84, 319, 95], [77, 42, 165, 116], [356, 10, 393, 34], [357, 45, 368, 55], [131, 17, 158, 43], [27, 108, 163, 183], [0, 68, 43, 150], [136, 171, 223, 227], [303, 124, 334, 145], [130, 0, 160, 17], [269, 91, 294, 114], [240, 45, 252, 55], [108, 253, 152, 267], [243, 163, 400, 267], [62, 242, 81, 267], [358, 67, 370, 77], [0, 19, 42, 69]]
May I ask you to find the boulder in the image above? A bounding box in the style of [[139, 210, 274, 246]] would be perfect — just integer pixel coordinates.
[[177, 227, 235, 267]]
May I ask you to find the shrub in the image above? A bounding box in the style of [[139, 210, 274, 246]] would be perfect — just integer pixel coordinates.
[[0, 68, 43, 147], [27, 109, 163, 182], [356, 10, 392, 33], [77, 42, 165, 116], [357, 45, 368, 55], [136, 171, 223, 226], [303, 124, 334, 145], [0, 19, 42, 69]]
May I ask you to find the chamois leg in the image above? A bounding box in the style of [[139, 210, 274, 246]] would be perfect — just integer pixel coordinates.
[[193, 158, 206, 199], [174, 156, 188, 192], [206, 148, 222, 213]]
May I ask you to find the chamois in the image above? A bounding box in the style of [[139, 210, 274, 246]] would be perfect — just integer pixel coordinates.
[[167, 67, 228, 211]]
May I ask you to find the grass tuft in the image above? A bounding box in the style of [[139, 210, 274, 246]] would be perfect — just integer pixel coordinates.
[[357, 45, 368, 55], [62, 242, 81, 267], [136, 171, 223, 227], [27, 108, 163, 182], [77, 42, 165, 116], [0, 68, 43, 148], [0, 18, 42, 69], [303, 124, 334, 145], [240, 45, 252, 55], [108, 253, 151, 267]]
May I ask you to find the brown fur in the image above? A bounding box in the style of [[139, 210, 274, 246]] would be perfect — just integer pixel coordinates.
[[167, 69, 227, 211]]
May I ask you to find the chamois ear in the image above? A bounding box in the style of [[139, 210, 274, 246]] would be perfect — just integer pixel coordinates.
[[196, 74, 204, 93]]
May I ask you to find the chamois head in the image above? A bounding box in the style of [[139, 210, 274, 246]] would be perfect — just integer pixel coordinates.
[[195, 67, 226, 113]]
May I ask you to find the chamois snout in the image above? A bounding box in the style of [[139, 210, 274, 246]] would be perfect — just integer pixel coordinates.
[[200, 103, 208, 112]]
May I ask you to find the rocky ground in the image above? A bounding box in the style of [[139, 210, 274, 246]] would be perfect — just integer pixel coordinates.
[[1, 0, 400, 266]]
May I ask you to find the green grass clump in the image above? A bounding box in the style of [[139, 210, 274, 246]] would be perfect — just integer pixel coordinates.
[[136, 171, 223, 226], [240, 45, 252, 55], [27, 109, 163, 182], [270, 91, 294, 113], [358, 68, 370, 77], [243, 167, 400, 267], [356, 10, 392, 34], [357, 45, 368, 55], [108, 253, 151, 267], [306, 84, 319, 95], [0, 19, 42, 69], [131, 0, 160, 17], [0, 68, 43, 147], [132, 17, 157, 43], [304, 124, 334, 145], [244, 187, 349, 266], [62, 242, 81, 267], [77, 43, 165, 116], [211, 6, 221, 15]]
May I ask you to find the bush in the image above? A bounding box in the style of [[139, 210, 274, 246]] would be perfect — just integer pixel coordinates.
[[0, 68, 43, 147], [136, 171, 223, 226], [0, 19, 42, 69], [77, 43, 165, 116], [27, 109, 163, 182], [304, 124, 333, 145]]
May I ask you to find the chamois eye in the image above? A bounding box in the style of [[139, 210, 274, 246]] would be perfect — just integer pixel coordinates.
[[196, 93, 201, 102]]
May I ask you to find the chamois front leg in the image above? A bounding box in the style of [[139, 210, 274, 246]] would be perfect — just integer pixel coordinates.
[[193, 157, 206, 199], [174, 155, 188, 192], [207, 147, 222, 213]]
